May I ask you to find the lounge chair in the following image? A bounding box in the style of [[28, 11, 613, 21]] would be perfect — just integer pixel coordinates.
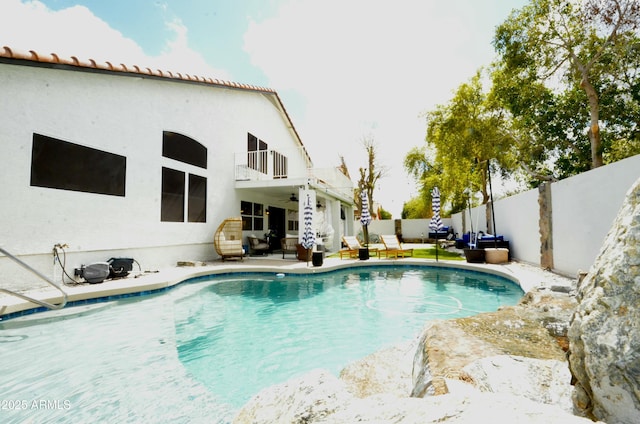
[[339, 236, 362, 259], [248, 236, 270, 256], [380, 235, 413, 259], [213, 217, 244, 261]]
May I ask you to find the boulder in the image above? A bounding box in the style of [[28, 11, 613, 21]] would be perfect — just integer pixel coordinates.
[[462, 355, 573, 413], [412, 290, 572, 397], [339, 339, 416, 398], [233, 369, 352, 424], [234, 368, 598, 423], [568, 177, 640, 423]]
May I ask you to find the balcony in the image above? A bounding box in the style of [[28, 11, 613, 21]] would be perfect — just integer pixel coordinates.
[[235, 148, 354, 201]]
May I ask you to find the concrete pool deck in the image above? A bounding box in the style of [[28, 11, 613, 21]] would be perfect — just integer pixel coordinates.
[[0, 245, 576, 320]]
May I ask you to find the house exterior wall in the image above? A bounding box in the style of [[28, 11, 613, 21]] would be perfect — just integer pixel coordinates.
[[0, 61, 310, 283]]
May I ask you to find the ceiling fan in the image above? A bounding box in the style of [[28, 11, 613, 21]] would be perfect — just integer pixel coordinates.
[[289, 193, 298, 202]]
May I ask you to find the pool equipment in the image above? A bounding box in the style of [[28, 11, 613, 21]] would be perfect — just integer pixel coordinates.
[[78, 262, 110, 283], [108, 257, 134, 278]]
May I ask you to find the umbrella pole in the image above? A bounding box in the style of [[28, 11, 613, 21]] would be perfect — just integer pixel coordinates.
[[487, 160, 498, 249]]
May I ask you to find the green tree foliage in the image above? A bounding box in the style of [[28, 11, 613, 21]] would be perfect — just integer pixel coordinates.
[[378, 206, 393, 220], [401, 195, 431, 219], [408, 72, 516, 214], [492, 0, 640, 174]]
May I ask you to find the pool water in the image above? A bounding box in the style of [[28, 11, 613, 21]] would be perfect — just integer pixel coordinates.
[[0, 266, 522, 423]]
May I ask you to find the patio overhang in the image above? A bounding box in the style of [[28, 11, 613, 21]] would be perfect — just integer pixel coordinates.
[[235, 176, 354, 206]]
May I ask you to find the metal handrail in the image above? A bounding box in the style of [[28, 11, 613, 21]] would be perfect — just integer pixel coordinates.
[[0, 247, 68, 310]]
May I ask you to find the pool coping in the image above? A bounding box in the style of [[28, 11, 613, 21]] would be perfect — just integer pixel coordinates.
[[0, 256, 548, 321]]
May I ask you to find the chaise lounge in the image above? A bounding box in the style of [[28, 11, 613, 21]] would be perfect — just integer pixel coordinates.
[[380, 234, 414, 259], [339, 236, 362, 259]]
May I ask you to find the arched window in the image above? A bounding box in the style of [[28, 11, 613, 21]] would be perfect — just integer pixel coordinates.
[[161, 131, 207, 222]]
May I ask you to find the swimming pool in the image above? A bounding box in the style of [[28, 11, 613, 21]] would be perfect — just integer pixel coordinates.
[[0, 265, 523, 423]]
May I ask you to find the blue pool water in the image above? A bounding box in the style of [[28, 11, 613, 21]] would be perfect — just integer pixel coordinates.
[[0, 266, 523, 423]]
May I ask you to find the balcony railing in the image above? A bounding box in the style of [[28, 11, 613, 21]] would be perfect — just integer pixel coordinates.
[[235, 147, 353, 200]]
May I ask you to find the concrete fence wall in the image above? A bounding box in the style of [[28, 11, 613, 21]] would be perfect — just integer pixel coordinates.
[[451, 154, 640, 277]]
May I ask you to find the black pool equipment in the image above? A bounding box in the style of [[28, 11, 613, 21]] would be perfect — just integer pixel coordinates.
[[107, 257, 134, 279], [78, 262, 110, 284]]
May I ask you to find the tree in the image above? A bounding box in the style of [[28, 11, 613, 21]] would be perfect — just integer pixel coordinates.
[[417, 72, 516, 213], [493, 0, 640, 169], [401, 196, 431, 219], [355, 136, 387, 219]]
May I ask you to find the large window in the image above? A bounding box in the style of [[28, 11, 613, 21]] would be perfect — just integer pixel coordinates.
[[247, 133, 268, 174], [161, 131, 207, 223], [287, 209, 299, 232], [188, 174, 207, 222], [30, 134, 126, 196], [241, 201, 264, 231], [273, 151, 288, 179], [161, 167, 185, 222], [163, 131, 207, 169]]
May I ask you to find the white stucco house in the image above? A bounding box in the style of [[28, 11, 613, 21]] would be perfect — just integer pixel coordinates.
[[0, 46, 354, 287]]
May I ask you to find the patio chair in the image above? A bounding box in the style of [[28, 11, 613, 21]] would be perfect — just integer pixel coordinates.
[[248, 235, 270, 256], [281, 237, 298, 259], [380, 234, 413, 259], [213, 217, 244, 261], [339, 236, 362, 259]]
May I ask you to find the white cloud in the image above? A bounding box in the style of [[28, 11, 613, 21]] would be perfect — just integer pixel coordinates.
[[0, 0, 230, 80]]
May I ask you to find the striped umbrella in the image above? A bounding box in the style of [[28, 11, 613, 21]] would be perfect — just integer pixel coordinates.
[[360, 190, 371, 246], [429, 187, 443, 261], [301, 194, 315, 263]]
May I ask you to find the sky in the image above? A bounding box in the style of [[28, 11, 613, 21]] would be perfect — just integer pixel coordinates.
[[1, 0, 529, 217]]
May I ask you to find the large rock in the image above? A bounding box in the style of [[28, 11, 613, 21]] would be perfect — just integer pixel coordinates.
[[339, 339, 416, 398], [412, 289, 572, 397], [233, 369, 352, 423], [568, 178, 640, 423], [462, 355, 573, 413], [233, 368, 598, 423]]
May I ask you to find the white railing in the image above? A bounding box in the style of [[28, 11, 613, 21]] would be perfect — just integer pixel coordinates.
[[235, 147, 310, 181], [0, 247, 68, 310], [235, 147, 354, 199], [307, 167, 354, 200]]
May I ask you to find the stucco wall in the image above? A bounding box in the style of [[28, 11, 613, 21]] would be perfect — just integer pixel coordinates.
[[451, 154, 640, 276], [551, 155, 640, 275], [0, 62, 307, 277]]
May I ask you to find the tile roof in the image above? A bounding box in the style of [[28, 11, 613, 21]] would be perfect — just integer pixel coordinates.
[[0, 45, 310, 160], [0, 45, 276, 93]]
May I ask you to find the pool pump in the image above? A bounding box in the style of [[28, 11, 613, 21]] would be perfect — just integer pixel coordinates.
[[77, 262, 110, 284], [76, 258, 135, 283]]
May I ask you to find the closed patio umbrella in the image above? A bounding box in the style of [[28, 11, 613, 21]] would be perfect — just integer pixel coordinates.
[[429, 187, 443, 261], [360, 190, 372, 252], [301, 194, 315, 265]]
